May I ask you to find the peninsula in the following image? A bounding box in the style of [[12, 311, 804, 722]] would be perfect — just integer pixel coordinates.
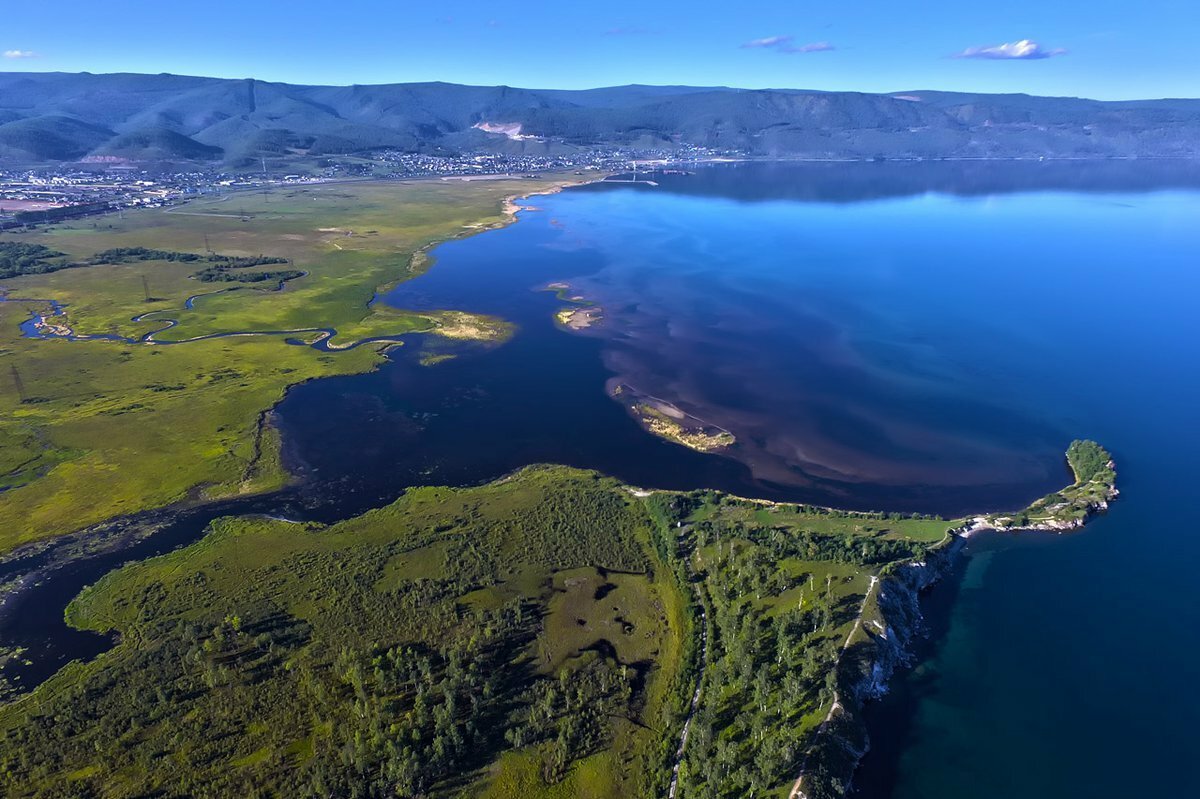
[[0, 442, 1115, 798]]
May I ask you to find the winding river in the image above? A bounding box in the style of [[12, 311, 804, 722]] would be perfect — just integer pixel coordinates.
[[2, 277, 412, 352]]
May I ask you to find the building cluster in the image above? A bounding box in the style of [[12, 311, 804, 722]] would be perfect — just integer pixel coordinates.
[[0, 167, 300, 225], [364, 144, 742, 179], [0, 144, 745, 226]]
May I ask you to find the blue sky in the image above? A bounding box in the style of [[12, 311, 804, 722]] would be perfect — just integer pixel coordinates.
[[2, 0, 1196, 99]]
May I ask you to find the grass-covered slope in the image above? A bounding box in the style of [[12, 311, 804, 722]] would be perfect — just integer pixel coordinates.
[[0, 467, 688, 799], [93, 127, 223, 161], [0, 115, 115, 161]]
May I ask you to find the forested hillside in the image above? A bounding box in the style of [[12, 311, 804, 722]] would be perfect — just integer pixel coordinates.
[[0, 72, 1197, 164]]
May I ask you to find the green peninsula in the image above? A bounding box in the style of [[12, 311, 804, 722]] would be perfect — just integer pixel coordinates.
[[0, 444, 1115, 798]]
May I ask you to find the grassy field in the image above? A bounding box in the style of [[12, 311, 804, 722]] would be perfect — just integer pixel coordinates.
[[0, 177, 580, 553]]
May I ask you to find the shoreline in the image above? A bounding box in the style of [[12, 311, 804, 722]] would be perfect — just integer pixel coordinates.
[[0, 440, 1117, 799], [629, 153, 1200, 168], [0, 171, 614, 698], [0, 172, 601, 555], [390, 171, 610, 294], [0, 172, 603, 563]]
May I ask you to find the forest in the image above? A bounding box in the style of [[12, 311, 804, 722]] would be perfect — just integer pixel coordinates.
[[0, 466, 956, 798], [0, 467, 687, 799], [89, 247, 304, 284], [647, 491, 945, 798], [0, 242, 301, 284], [0, 241, 69, 279]]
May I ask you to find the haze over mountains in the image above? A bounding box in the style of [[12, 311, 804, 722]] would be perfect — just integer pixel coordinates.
[[1, 71, 1197, 166]]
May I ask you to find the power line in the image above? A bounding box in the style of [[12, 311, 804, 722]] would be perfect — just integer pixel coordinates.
[[10, 364, 27, 403]]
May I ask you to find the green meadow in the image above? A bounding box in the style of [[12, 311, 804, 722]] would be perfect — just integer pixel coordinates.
[[0, 178, 578, 552]]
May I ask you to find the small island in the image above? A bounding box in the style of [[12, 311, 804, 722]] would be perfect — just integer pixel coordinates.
[[612, 383, 737, 452], [542, 281, 604, 330], [554, 306, 603, 330]]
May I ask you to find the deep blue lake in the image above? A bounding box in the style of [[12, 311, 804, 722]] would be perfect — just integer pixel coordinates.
[[283, 161, 1200, 797]]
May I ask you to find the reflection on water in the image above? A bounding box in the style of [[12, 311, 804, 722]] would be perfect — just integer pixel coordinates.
[[281, 161, 1200, 515]]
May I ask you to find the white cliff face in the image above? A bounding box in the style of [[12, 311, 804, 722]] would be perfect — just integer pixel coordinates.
[[804, 479, 1120, 796], [796, 535, 966, 799], [471, 121, 539, 141], [788, 447, 1119, 798]]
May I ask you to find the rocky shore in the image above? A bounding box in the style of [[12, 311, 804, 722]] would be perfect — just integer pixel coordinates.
[[793, 441, 1117, 798]]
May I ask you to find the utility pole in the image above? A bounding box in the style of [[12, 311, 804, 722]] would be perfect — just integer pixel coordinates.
[[204, 233, 211, 255], [10, 364, 27, 403], [142, 274, 152, 302]]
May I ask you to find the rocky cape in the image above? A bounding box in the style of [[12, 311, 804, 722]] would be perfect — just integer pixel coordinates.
[[793, 446, 1118, 799]]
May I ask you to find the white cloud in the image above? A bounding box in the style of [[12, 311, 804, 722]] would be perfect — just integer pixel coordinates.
[[742, 35, 835, 54], [954, 40, 1066, 60], [743, 35, 794, 49], [789, 41, 835, 54], [3, 50, 38, 59]]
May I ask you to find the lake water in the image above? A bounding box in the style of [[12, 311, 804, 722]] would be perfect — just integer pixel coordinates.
[[6, 160, 1198, 796], [281, 161, 1200, 797]]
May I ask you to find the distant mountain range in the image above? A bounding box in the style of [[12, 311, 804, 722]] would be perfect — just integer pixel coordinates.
[[0, 72, 1197, 166]]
